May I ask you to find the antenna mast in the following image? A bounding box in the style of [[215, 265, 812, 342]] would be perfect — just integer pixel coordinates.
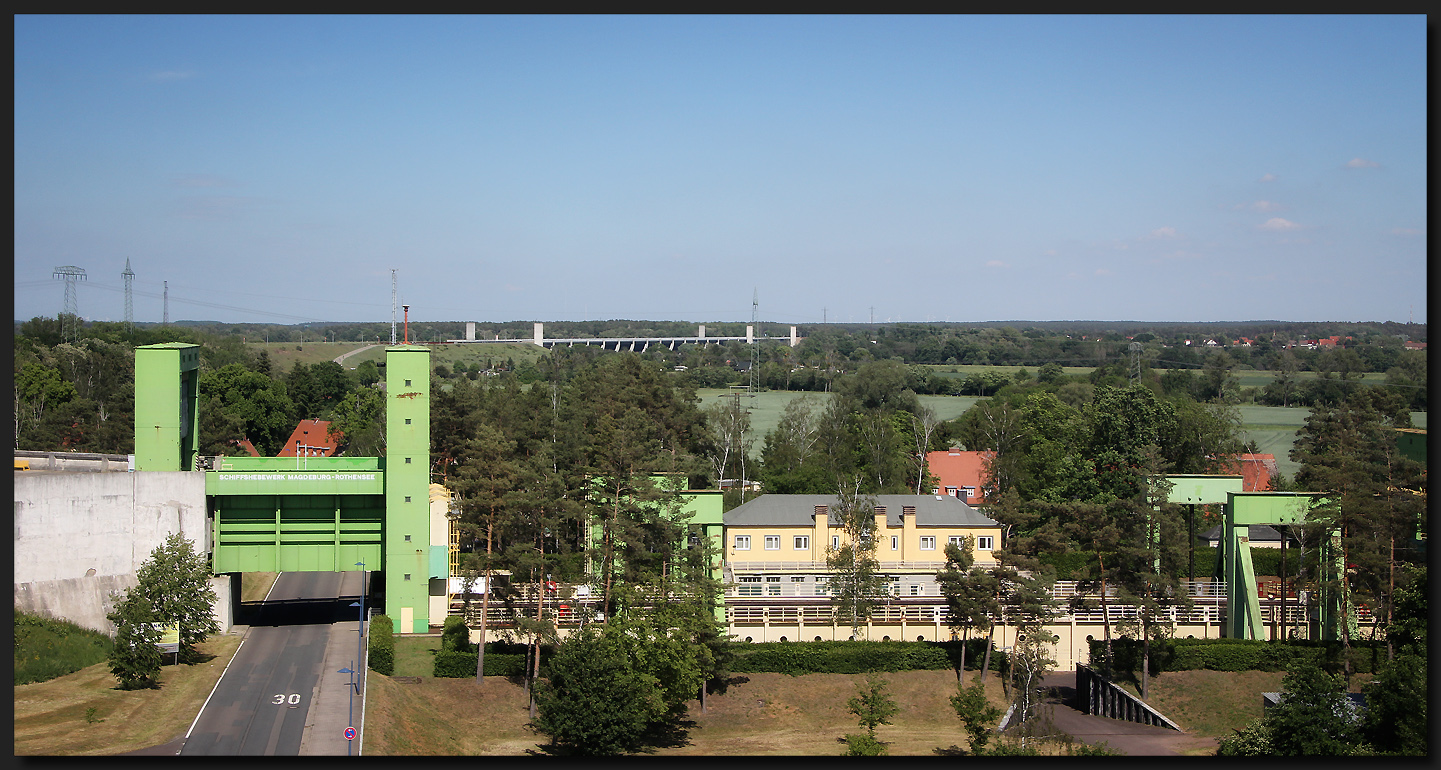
[[749, 288, 761, 395], [390, 269, 398, 344]]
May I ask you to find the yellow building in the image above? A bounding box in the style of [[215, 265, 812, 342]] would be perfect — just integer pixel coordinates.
[[722, 494, 1003, 601]]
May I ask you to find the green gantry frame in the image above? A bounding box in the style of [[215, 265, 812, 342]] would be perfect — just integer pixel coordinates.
[[1167, 478, 1351, 641]]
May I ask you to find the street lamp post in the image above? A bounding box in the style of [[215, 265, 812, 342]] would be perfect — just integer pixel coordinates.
[[338, 664, 357, 756], [354, 561, 367, 672]]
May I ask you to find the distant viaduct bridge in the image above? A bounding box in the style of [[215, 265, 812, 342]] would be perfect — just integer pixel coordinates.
[[448, 322, 801, 351]]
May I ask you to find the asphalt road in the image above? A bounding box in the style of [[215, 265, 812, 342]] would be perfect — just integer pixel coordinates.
[[180, 571, 367, 756]]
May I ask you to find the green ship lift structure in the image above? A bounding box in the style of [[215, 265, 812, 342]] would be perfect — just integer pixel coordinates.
[[135, 342, 437, 633], [133, 341, 726, 633]]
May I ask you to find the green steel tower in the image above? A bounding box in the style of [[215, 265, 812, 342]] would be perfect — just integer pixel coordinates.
[[383, 346, 432, 633], [134, 343, 201, 471]]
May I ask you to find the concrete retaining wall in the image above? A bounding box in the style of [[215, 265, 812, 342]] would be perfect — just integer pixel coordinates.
[[13, 471, 227, 635]]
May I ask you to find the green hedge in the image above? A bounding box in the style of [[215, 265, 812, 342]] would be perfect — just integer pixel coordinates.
[[432, 642, 551, 678], [1043, 547, 1304, 581], [729, 639, 1003, 676], [433, 650, 527, 678], [368, 615, 394, 676], [1087, 637, 1385, 675]]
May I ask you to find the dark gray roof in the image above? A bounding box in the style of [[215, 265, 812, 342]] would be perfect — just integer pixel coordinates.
[[1200, 524, 1291, 543], [724, 494, 999, 528]]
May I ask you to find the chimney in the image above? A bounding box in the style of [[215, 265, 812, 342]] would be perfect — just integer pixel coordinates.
[[902, 505, 917, 560]]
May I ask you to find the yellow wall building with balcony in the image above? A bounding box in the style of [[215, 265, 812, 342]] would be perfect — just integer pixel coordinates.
[[723, 494, 1003, 603]]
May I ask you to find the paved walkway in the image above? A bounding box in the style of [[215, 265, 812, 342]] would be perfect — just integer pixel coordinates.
[[333, 344, 381, 366], [998, 672, 1218, 756], [298, 617, 368, 756]]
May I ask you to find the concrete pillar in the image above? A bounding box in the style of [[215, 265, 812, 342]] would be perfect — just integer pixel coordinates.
[[533, 322, 544, 346], [746, 325, 754, 344], [790, 326, 798, 347], [466, 322, 475, 341], [698, 324, 706, 339]]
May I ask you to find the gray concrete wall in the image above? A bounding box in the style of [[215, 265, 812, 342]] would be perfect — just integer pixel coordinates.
[[13, 471, 221, 635]]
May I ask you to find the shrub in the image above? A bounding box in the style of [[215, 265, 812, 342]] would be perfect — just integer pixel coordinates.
[[441, 615, 470, 653], [368, 615, 394, 676], [13, 611, 114, 685]]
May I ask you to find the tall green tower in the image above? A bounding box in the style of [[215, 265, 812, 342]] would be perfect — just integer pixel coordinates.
[[133, 343, 201, 471], [384, 346, 432, 633]]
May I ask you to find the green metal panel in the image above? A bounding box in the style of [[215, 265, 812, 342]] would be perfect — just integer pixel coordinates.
[[212, 492, 385, 573], [1396, 428, 1427, 465], [428, 545, 448, 579], [1165, 475, 1243, 505], [206, 470, 385, 496], [384, 346, 432, 632], [1228, 492, 1312, 526], [134, 343, 201, 471], [217, 456, 381, 471]]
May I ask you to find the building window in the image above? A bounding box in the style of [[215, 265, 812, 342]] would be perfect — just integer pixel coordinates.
[[405, 379, 412, 386], [734, 535, 750, 550], [739, 576, 761, 582], [737, 575, 760, 596], [891, 536, 898, 550], [405, 418, 412, 425], [404, 574, 411, 581], [791, 576, 806, 582], [948, 536, 965, 547], [404, 534, 411, 542], [764, 536, 780, 550], [963, 486, 975, 499], [910, 585, 921, 596], [832, 536, 840, 549], [404, 496, 411, 503], [793, 535, 809, 550], [405, 457, 412, 464], [768, 585, 781, 596], [920, 536, 936, 550], [976, 536, 995, 550]]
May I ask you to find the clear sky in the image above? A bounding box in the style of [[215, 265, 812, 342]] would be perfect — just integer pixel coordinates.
[[14, 15, 1427, 326]]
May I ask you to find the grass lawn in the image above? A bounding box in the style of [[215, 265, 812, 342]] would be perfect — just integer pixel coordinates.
[[13, 633, 244, 756], [363, 667, 1012, 756], [1110, 668, 1375, 740]]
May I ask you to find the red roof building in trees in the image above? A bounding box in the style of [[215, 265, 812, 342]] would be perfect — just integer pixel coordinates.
[[1214, 453, 1277, 492], [925, 449, 994, 505], [276, 419, 341, 458]]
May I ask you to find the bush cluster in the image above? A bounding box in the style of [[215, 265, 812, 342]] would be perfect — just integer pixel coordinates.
[[13, 611, 114, 685], [1088, 637, 1385, 675], [368, 615, 394, 676], [729, 639, 1001, 676]]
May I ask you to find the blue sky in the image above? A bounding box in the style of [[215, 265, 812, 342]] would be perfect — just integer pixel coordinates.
[[14, 15, 1427, 326]]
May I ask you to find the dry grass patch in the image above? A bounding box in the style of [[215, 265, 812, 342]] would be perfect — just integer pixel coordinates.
[[1109, 668, 1374, 739], [240, 572, 279, 603], [14, 633, 243, 756], [364, 668, 1009, 756]]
